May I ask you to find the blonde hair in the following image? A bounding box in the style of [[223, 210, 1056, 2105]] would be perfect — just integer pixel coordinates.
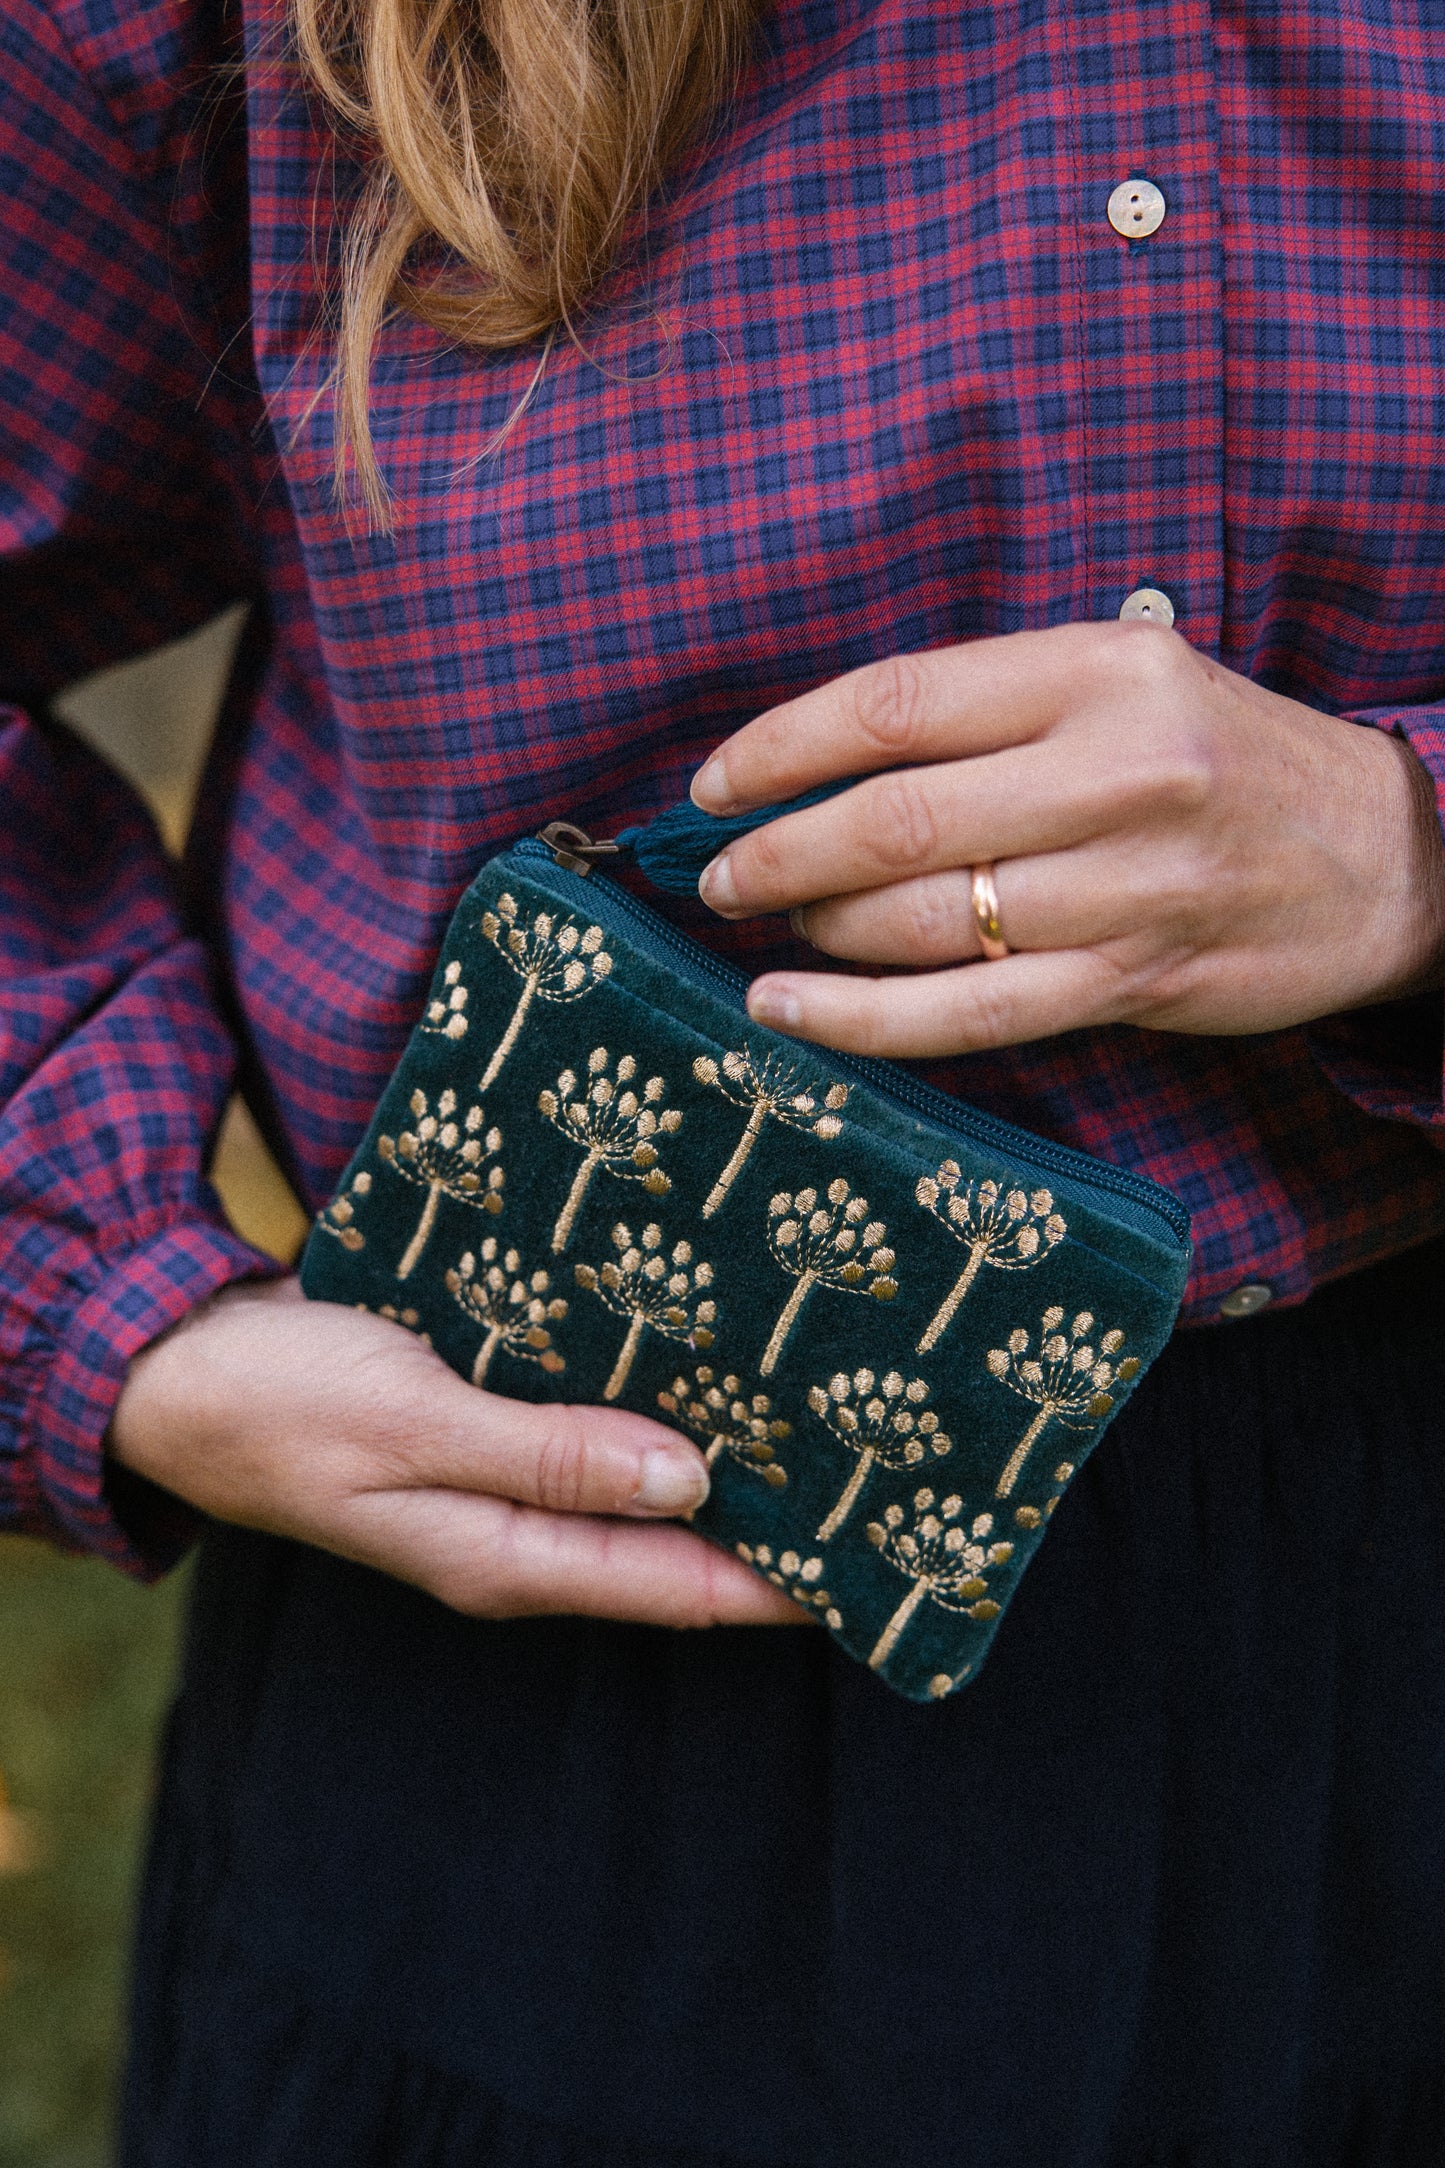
[[294, 0, 759, 512]]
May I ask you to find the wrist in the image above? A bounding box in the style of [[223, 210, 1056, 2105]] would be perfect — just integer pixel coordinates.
[[1370, 728, 1445, 1001], [106, 1275, 302, 1495]]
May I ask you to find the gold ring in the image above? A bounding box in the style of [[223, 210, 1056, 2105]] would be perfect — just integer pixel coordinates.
[[970, 864, 1010, 960]]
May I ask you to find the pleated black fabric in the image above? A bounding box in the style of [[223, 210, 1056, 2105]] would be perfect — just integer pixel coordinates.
[[121, 1239, 1445, 2168]]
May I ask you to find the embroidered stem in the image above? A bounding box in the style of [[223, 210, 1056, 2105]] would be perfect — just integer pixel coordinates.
[[916, 1243, 985, 1353], [603, 1311, 647, 1401], [480, 974, 538, 1091], [551, 1148, 602, 1252], [397, 1181, 443, 1280], [705, 1433, 727, 1465], [470, 1324, 505, 1387], [760, 1268, 817, 1376], [868, 1575, 931, 1670], [995, 1405, 1054, 1498], [817, 1446, 877, 1543], [702, 1100, 768, 1218]]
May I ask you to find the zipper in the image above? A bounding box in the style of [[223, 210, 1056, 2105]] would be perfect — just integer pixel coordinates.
[[515, 831, 1191, 1249]]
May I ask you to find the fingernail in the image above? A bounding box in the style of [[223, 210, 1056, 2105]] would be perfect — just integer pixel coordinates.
[[698, 853, 739, 914], [633, 1450, 711, 1516], [690, 757, 733, 812], [789, 906, 813, 949], [748, 978, 802, 1031]]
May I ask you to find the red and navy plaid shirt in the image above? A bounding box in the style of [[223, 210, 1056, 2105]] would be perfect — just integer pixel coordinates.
[[4, 0, 1445, 1575]]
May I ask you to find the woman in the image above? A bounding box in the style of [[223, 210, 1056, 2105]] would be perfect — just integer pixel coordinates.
[[3, 0, 1445, 2154]]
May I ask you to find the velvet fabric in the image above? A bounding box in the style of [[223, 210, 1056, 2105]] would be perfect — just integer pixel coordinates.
[[123, 1237, 1445, 2168], [299, 842, 1191, 1699]]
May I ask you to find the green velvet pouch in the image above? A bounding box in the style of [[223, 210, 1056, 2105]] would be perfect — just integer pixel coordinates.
[[299, 821, 1191, 1702]]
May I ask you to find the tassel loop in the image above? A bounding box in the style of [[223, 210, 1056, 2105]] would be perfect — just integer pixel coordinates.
[[616, 780, 851, 897]]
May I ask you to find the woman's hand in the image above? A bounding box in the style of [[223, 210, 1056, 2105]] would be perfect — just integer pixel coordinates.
[[691, 622, 1445, 1057], [107, 1278, 799, 1626]]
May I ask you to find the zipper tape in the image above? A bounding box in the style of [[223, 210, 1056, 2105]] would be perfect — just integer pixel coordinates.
[[513, 833, 1192, 1253]]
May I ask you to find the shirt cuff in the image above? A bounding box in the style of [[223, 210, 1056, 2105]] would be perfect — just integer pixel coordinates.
[[1303, 708, 1445, 1133], [7, 1214, 284, 1580]]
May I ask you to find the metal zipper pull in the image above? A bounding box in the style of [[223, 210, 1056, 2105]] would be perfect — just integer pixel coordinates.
[[535, 821, 624, 877]]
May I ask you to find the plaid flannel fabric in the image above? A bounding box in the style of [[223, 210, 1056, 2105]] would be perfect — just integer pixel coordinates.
[[3, 0, 1445, 1573]]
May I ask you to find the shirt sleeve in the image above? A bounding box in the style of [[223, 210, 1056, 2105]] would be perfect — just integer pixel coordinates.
[[0, 0, 282, 1577], [1305, 705, 1445, 1138]]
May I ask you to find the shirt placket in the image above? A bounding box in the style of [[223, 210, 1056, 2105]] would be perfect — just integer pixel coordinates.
[[1066, 0, 1225, 648]]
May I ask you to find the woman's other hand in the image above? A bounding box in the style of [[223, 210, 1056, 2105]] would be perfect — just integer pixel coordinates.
[[107, 1278, 799, 1626], [691, 622, 1445, 1057]]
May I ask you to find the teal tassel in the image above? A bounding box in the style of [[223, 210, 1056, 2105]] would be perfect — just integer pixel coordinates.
[[617, 779, 853, 896]]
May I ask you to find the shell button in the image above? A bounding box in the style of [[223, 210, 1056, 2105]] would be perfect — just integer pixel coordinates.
[[1108, 178, 1167, 239], [1219, 1282, 1273, 1320], [1118, 587, 1175, 626]]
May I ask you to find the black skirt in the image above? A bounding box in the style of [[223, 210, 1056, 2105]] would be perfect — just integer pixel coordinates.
[[120, 1237, 1445, 2168]]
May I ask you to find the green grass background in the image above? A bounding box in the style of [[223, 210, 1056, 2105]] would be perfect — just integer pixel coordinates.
[[1, 611, 307, 2166], [0, 1546, 188, 2168]]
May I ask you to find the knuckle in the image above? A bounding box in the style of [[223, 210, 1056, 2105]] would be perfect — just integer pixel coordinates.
[[1090, 928, 1208, 1026], [1073, 619, 1139, 687], [744, 815, 787, 888], [1104, 944, 1186, 1023], [867, 770, 939, 871], [1081, 628, 1216, 818], [901, 876, 970, 958], [1100, 618, 1188, 692], [1089, 943, 1148, 1016], [962, 969, 1016, 1047], [791, 900, 829, 953], [1151, 837, 1215, 920], [1135, 720, 1216, 816], [529, 1409, 592, 1512], [849, 654, 928, 756]]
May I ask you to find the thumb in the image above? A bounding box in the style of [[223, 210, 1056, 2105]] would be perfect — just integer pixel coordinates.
[[383, 1363, 714, 1520]]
